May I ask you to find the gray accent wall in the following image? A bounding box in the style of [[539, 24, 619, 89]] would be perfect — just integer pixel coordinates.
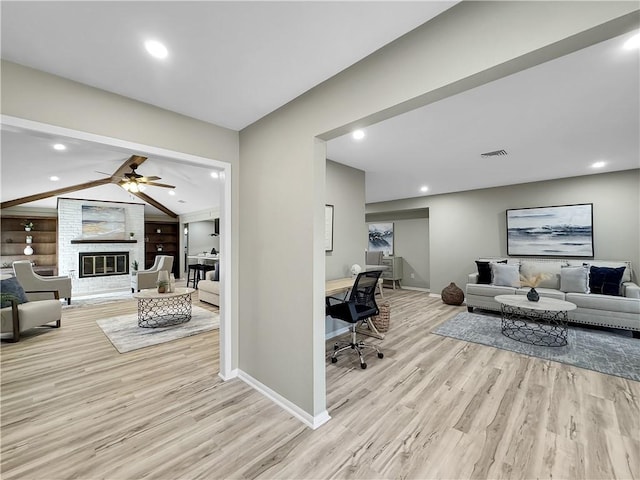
[[367, 170, 640, 293]]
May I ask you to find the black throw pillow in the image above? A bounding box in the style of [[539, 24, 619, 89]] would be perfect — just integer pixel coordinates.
[[589, 266, 625, 296], [475, 260, 506, 284]]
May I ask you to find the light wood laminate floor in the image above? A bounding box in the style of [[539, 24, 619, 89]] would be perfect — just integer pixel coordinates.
[[1, 289, 638, 479]]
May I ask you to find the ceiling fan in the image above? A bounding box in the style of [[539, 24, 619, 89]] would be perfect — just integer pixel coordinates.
[[1, 154, 179, 218], [106, 160, 176, 193]]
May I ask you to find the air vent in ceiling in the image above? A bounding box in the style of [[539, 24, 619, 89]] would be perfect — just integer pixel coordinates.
[[481, 149, 507, 158]]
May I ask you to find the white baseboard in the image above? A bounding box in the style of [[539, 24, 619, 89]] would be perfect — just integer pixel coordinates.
[[429, 292, 441, 298], [218, 368, 239, 381], [400, 286, 431, 293], [237, 370, 331, 430]]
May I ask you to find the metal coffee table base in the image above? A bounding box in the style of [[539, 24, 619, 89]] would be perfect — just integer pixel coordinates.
[[137, 295, 192, 328], [500, 304, 568, 347]]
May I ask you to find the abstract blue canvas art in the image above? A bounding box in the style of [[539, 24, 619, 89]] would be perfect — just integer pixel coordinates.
[[506, 204, 593, 257], [82, 206, 126, 239]]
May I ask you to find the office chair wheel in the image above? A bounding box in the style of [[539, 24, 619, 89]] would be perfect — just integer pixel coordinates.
[[333, 343, 339, 351], [378, 352, 384, 359], [331, 357, 337, 363], [360, 362, 367, 369]]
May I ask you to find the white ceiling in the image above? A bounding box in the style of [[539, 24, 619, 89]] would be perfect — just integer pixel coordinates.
[[327, 29, 640, 203], [1, 2, 638, 211], [1, 1, 455, 130]]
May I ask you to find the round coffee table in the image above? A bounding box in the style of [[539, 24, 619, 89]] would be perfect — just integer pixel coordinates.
[[132, 287, 195, 328], [495, 294, 576, 347]]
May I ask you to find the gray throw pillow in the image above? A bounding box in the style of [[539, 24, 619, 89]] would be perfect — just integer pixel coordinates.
[[491, 263, 521, 287], [0, 277, 29, 308], [560, 265, 590, 293]]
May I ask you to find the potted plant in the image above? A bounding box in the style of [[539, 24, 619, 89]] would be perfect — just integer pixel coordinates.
[[21, 220, 34, 231], [131, 260, 139, 275], [157, 279, 169, 294], [129, 232, 135, 239]]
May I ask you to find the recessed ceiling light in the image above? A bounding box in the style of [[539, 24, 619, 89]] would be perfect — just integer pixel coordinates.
[[49, 176, 60, 181], [53, 143, 66, 151], [168, 190, 176, 196], [420, 186, 429, 193], [210, 171, 219, 179], [352, 130, 365, 140], [591, 161, 606, 169], [623, 32, 640, 50], [145, 40, 168, 59]]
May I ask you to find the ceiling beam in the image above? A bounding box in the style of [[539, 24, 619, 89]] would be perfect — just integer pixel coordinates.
[[111, 155, 147, 180], [132, 191, 178, 218], [0, 178, 113, 209]]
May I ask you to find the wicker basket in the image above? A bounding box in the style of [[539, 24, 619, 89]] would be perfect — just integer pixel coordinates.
[[371, 301, 391, 332]]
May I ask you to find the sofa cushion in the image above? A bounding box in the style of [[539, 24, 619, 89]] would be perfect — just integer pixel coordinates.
[[467, 283, 517, 296], [565, 292, 640, 315], [519, 261, 564, 289], [491, 263, 520, 287], [0, 277, 28, 308], [560, 265, 590, 294], [589, 266, 625, 296]]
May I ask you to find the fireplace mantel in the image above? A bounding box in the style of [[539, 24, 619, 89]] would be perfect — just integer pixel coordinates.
[[70, 239, 138, 244]]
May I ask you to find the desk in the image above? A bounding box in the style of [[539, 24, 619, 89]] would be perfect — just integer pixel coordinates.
[[325, 276, 385, 339]]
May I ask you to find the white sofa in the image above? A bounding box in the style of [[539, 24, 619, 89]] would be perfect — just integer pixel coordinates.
[[198, 270, 219, 306], [466, 258, 640, 334]]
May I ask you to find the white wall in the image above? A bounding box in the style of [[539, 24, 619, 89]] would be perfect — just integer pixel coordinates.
[[188, 220, 217, 256]]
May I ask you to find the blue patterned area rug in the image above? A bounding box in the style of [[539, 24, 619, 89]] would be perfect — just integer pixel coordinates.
[[433, 312, 640, 382]]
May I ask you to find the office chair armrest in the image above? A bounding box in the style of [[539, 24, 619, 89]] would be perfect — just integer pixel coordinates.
[[326, 295, 348, 307]]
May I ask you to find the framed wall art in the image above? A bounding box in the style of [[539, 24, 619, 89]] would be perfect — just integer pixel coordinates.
[[325, 204, 334, 252], [506, 203, 593, 257], [368, 222, 394, 256]]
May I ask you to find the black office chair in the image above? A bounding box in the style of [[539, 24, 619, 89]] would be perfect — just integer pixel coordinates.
[[326, 270, 384, 369]]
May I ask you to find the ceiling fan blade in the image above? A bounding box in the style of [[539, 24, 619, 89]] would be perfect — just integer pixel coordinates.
[[1, 178, 113, 209], [95, 170, 113, 176], [111, 154, 147, 180], [131, 191, 178, 218], [139, 176, 161, 182], [144, 182, 176, 189]]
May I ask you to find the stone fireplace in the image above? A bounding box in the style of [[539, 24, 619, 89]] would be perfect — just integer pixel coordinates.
[[58, 198, 145, 295]]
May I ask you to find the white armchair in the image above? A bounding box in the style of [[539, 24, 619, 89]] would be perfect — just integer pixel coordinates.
[[131, 255, 174, 292], [1, 275, 62, 342], [12, 260, 72, 305]]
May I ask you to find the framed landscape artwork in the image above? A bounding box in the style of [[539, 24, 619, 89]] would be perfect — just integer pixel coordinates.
[[506, 203, 594, 257], [82, 205, 126, 239], [368, 223, 394, 256]]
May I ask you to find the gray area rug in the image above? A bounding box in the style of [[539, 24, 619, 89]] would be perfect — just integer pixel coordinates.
[[97, 305, 219, 353], [433, 312, 640, 382]]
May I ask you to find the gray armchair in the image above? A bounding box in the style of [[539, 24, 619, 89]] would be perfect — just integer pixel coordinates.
[[131, 255, 174, 292], [1, 275, 62, 342], [12, 260, 72, 305]]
